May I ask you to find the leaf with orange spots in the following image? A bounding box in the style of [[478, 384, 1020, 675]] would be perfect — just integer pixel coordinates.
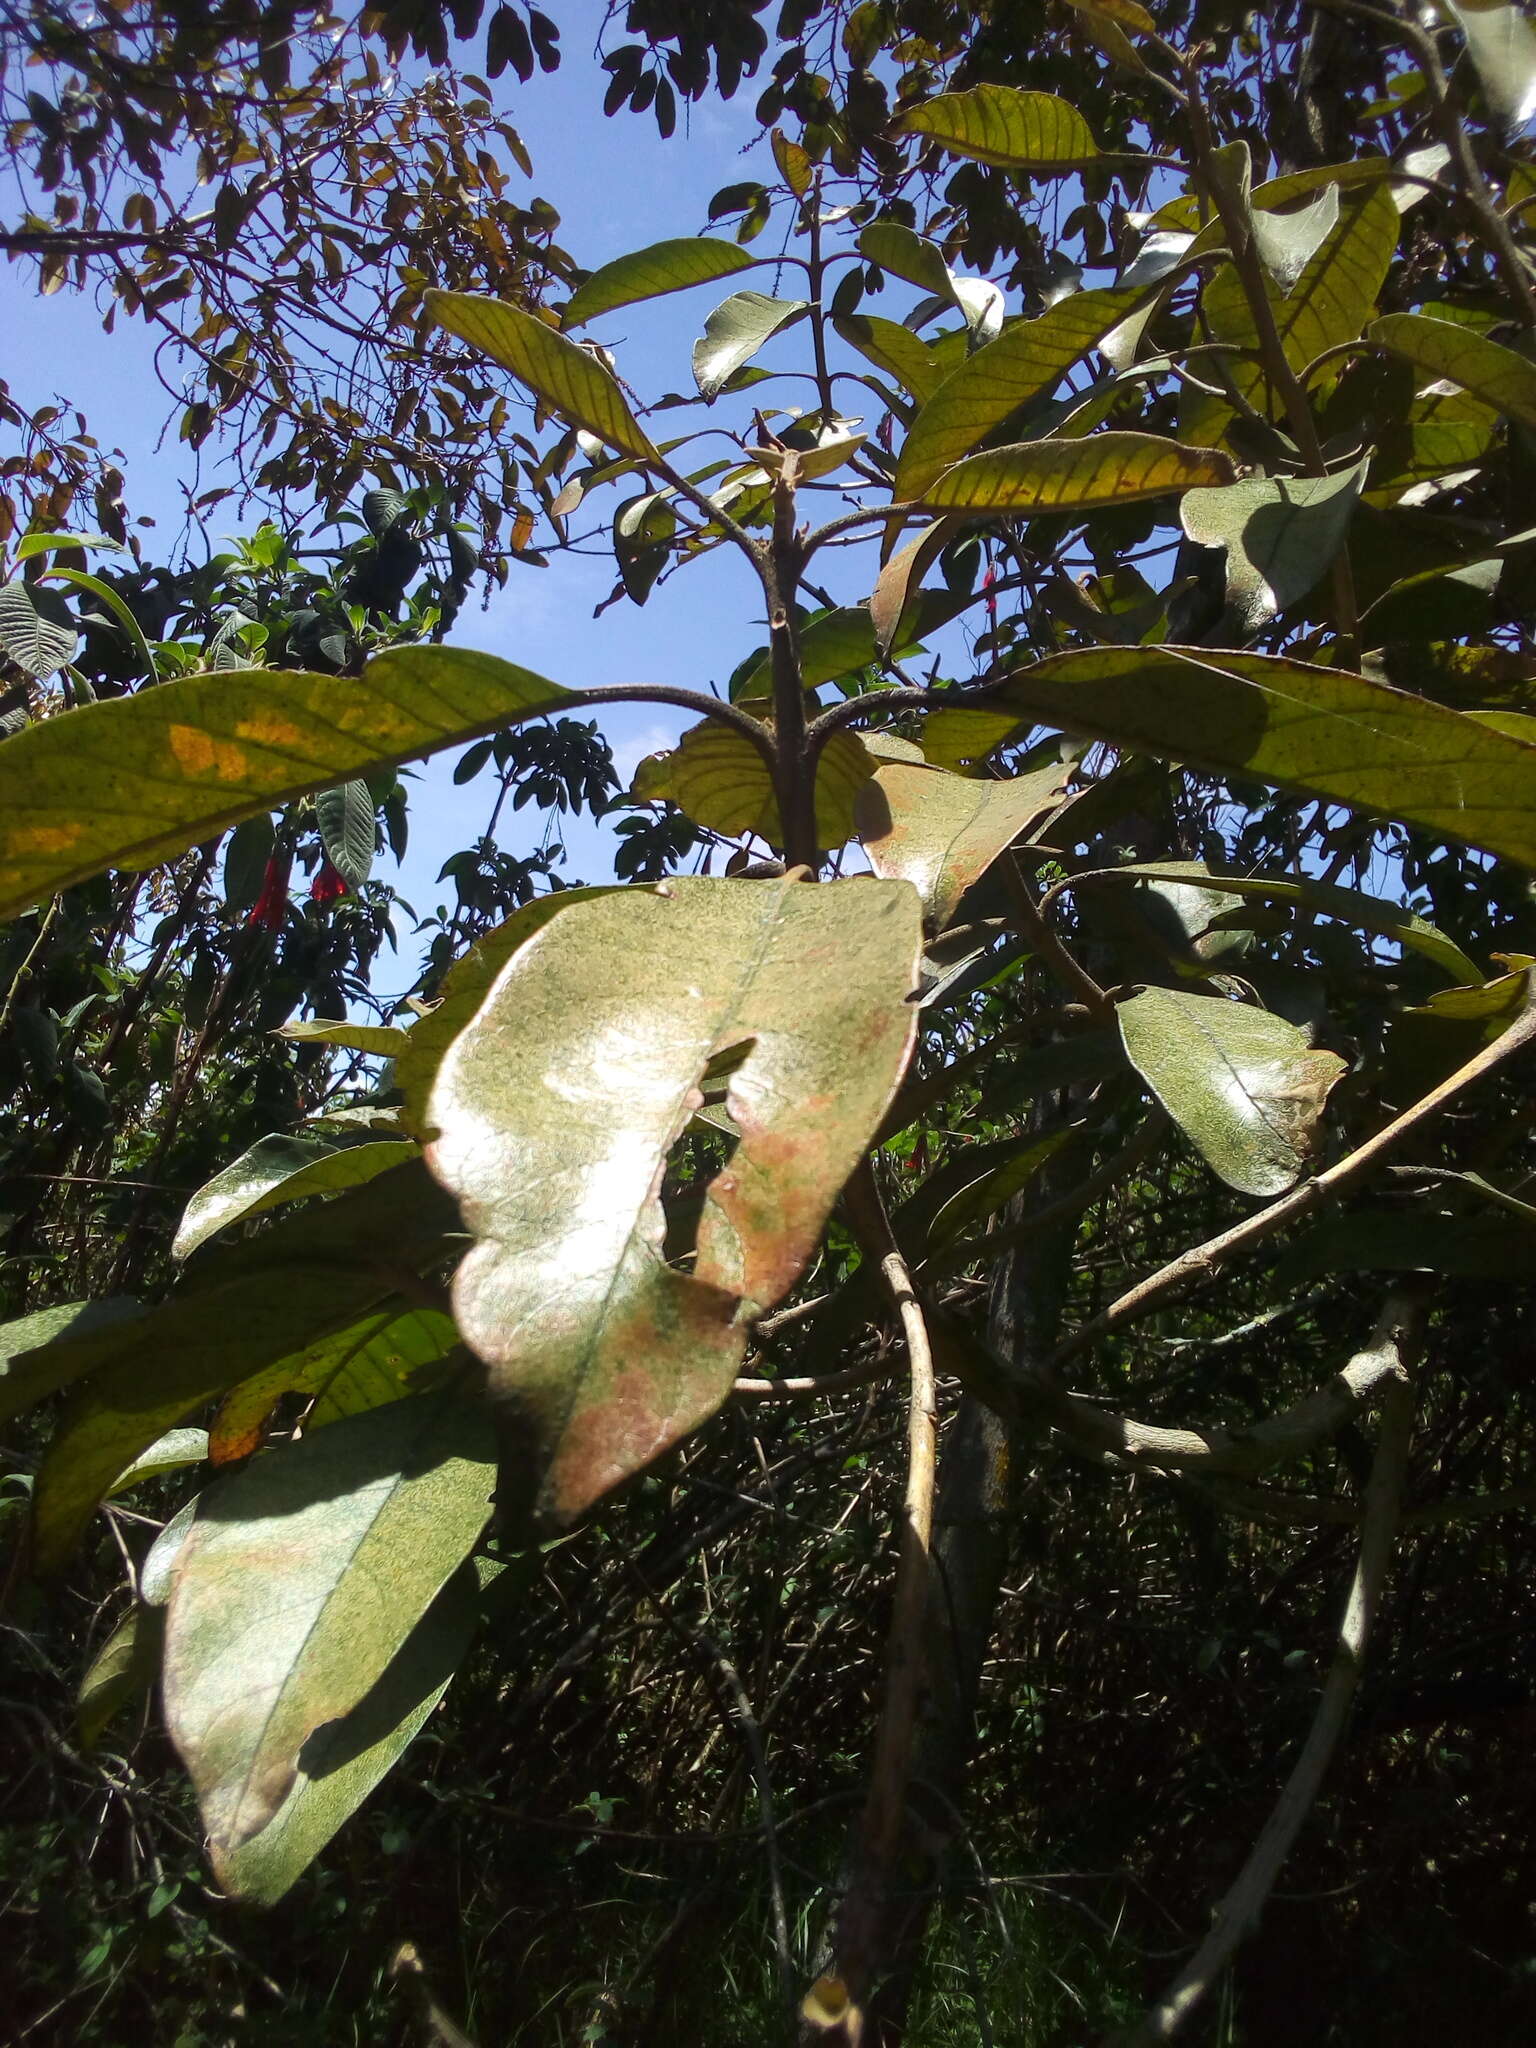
[[0, 646, 571, 921], [426, 875, 923, 1532]]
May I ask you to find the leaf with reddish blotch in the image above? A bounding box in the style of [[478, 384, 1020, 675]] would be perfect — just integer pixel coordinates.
[[1119, 987, 1345, 1197], [856, 761, 1070, 932], [162, 1395, 494, 1873], [426, 877, 923, 1530], [920, 433, 1235, 514]]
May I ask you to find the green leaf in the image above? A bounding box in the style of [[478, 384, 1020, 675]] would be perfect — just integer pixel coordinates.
[[77, 1604, 163, 1751], [1188, 186, 1399, 438], [733, 607, 881, 702], [856, 222, 955, 299], [896, 85, 1101, 170], [1370, 312, 1536, 428], [208, 1305, 462, 1463], [856, 761, 1069, 931], [564, 237, 757, 326], [0, 578, 76, 678], [1118, 987, 1345, 1198], [43, 566, 158, 684], [275, 1018, 408, 1055], [427, 876, 922, 1529], [173, 1135, 418, 1262], [216, 1558, 485, 1903], [0, 1296, 143, 1427], [223, 812, 275, 910], [162, 1394, 494, 1869], [895, 286, 1162, 500], [1179, 456, 1368, 635], [693, 291, 808, 401], [106, 1426, 208, 1496], [315, 779, 375, 890], [30, 1162, 459, 1574], [833, 314, 944, 405], [425, 290, 656, 460], [920, 433, 1235, 514], [14, 530, 128, 563], [632, 720, 877, 848], [1446, 2, 1536, 129], [920, 646, 1536, 869], [0, 646, 571, 922], [1073, 861, 1484, 986]]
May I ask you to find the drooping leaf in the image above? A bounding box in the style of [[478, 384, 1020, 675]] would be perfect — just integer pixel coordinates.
[[173, 1135, 417, 1261], [275, 1018, 408, 1055], [216, 1558, 486, 1904], [162, 1395, 495, 1869], [30, 1163, 459, 1574], [856, 761, 1069, 931], [1179, 457, 1369, 635], [314, 779, 375, 890], [920, 433, 1235, 514], [631, 721, 877, 848], [397, 889, 634, 1139], [0, 646, 571, 922], [896, 85, 1101, 170], [869, 520, 960, 656], [0, 578, 77, 678], [895, 286, 1164, 499], [1447, 1, 1536, 129], [692, 291, 808, 400], [1072, 861, 1483, 986], [563, 237, 757, 327], [1118, 987, 1345, 1197], [1370, 312, 1536, 428], [856, 221, 955, 298], [919, 645, 1536, 869], [425, 290, 656, 460], [834, 314, 944, 404], [427, 876, 922, 1529], [77, 1605, 164, 1750], [208, 1306, 462, 1464], [1250, 184, 1340, 294]]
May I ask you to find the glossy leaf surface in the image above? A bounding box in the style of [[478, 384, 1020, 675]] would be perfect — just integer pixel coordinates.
[[427, 876, 922, 1528], [856, 761, 1069, 930], [1118, 987, 1344, 1197], [692, 291, 808, 400], [0, 647, 569, 921], [163, 1395, 494, 1868], [173, 1135, 417, 1262]]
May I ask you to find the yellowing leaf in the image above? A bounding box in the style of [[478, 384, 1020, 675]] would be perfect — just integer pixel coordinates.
[[1370, 312, 1536, 428], [426, 290, 656, 460], [163, 1396, 494, 1870], [427, 877, 922, 1529], [856, 761, 1069, 930], [897, 85, 1101, 170], [918, 645, 1536, 868], [834, 314, 945, 404], [632, 719, 875, 847], [920, 433, 1235, 514], [0, 647, 570, 922], [895, 286, 1161, 499], [562, 237, 757, 327], [1118, 987, 1344, 1197]]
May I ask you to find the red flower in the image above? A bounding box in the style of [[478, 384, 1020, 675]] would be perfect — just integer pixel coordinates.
[[246, 851, 292, 931], [981, 561, 999, 628], [310, 858, 349, 905]]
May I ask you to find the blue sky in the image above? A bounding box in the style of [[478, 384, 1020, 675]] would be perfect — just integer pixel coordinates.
[[2, 26, 829, 933]]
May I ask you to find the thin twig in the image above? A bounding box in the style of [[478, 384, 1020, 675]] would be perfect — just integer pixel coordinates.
[[1112, 1301, 1421, 2043]]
